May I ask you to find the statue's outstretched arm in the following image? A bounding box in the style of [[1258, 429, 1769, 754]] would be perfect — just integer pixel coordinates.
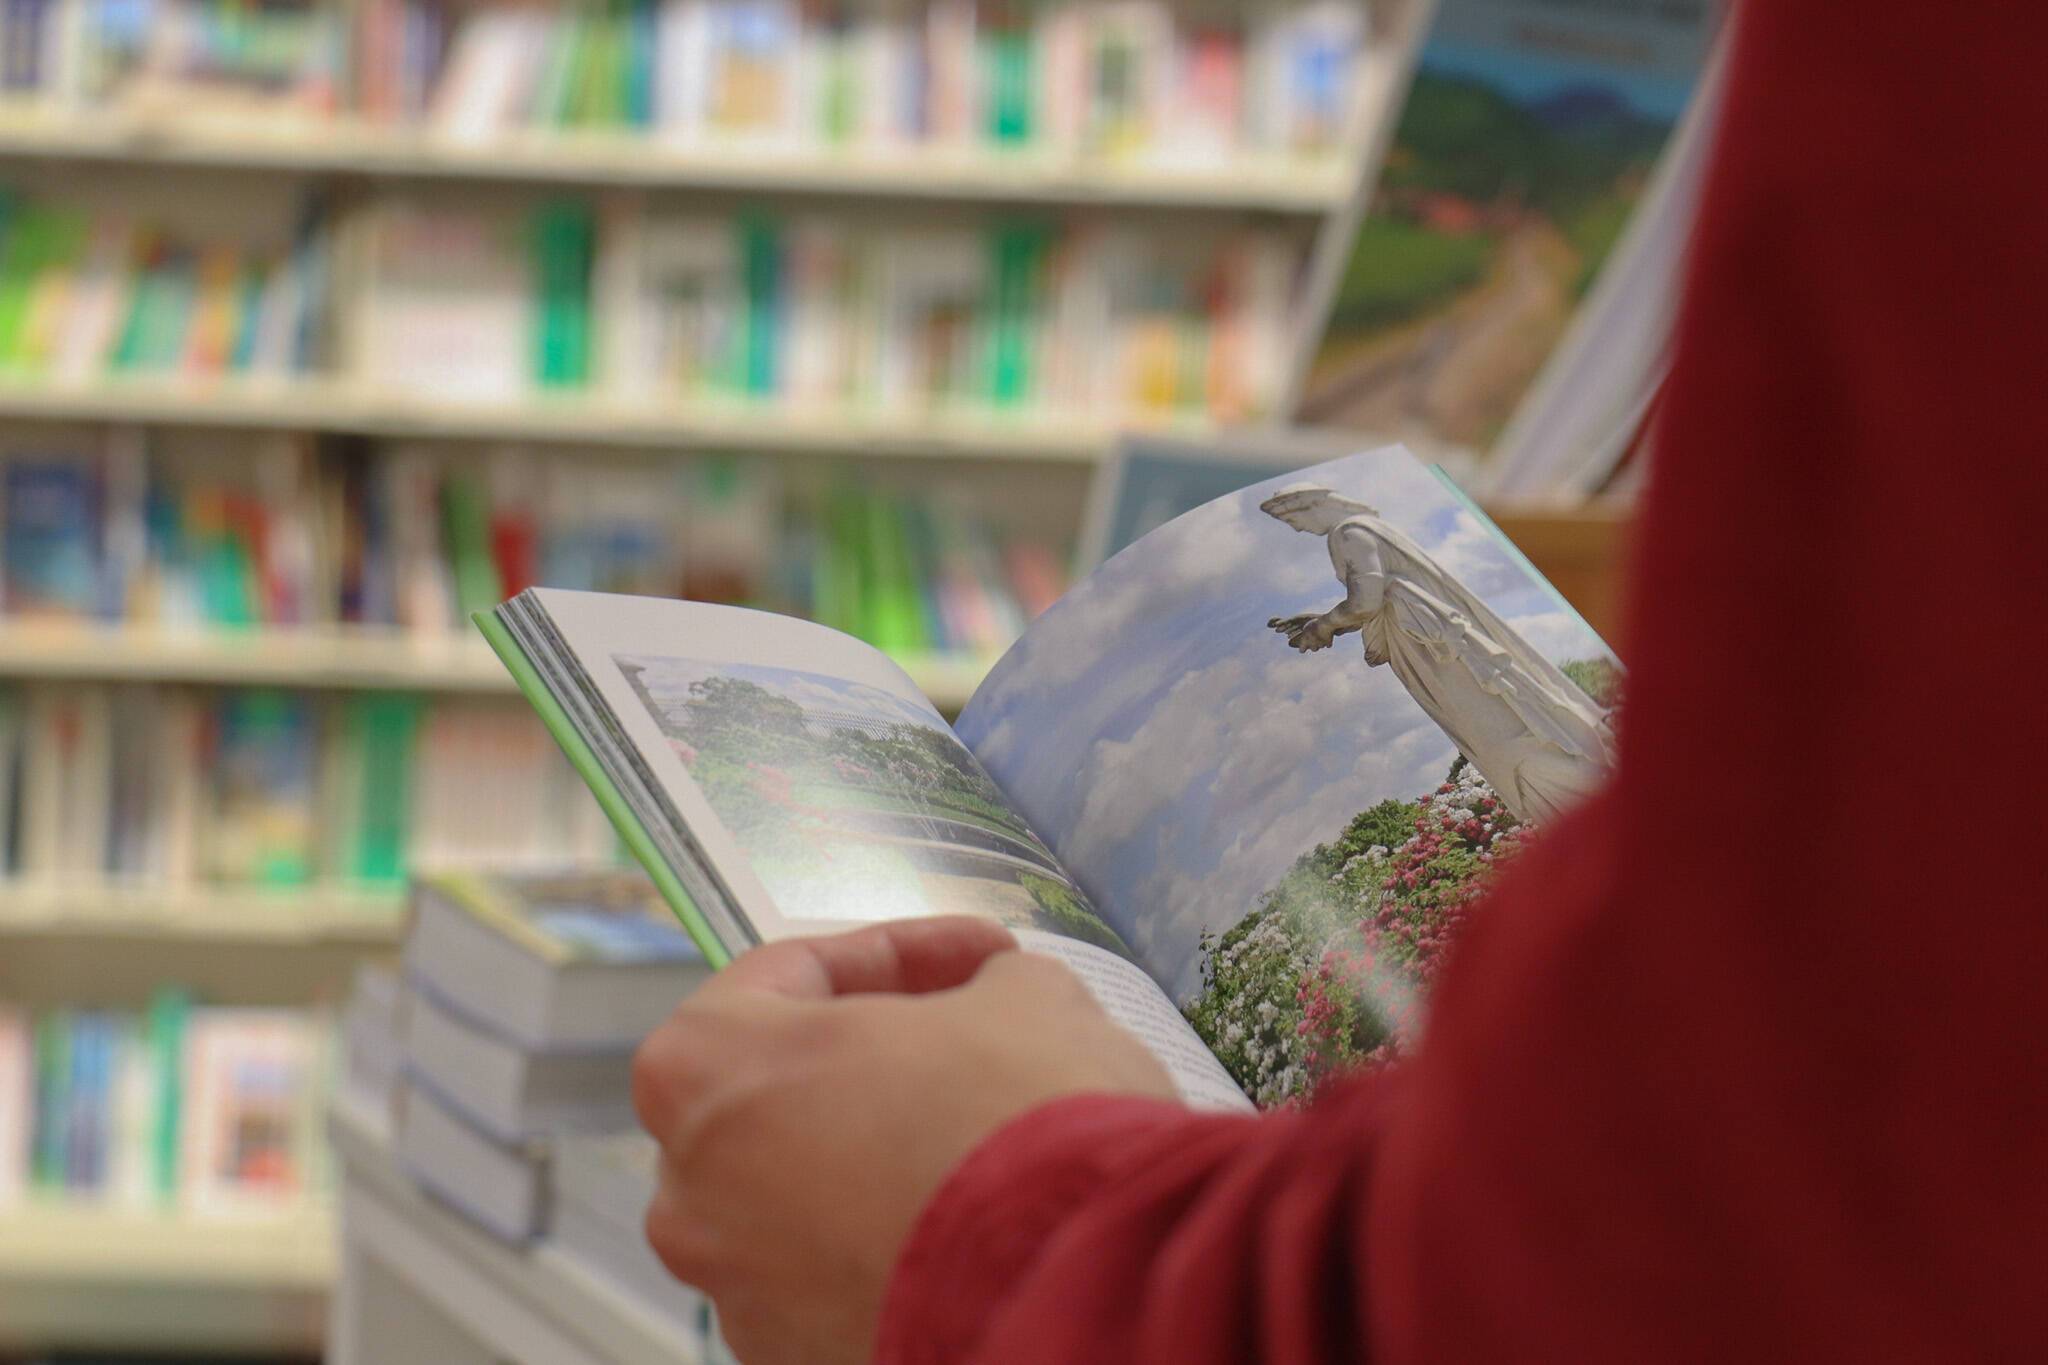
[[1315, 527, 1387, 635]]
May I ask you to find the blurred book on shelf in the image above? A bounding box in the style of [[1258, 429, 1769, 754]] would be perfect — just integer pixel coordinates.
[[0, 430, 1067, 659], [0, 681, 616, 892], [0, 991, 331, 1217], [0, 182, 330, 384], [553, 1129, 726, 1346], [0, 0, 1375, 171]]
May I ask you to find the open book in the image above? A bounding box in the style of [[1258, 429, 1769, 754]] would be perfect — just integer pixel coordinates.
[[477, 447, 1620, 1110]]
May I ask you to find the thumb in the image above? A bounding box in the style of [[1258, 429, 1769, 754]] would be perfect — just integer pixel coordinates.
[[707, 917, 1020, 1002]]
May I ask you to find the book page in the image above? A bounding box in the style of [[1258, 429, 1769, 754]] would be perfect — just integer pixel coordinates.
[[529, 589, 1254, 1111], [957, 447, 1621, 1105]]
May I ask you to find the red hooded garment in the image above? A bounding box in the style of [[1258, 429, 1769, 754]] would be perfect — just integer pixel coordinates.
[[875, 1, 2048, 1360]]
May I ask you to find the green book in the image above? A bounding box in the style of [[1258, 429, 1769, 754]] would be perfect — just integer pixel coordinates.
[[110, 238, 187, 374], [146, 989, 189, 1203], [441, 472, 503, 618], [739, 217, 782, 397], [816, 484, 867, 634], [987, 223, 1048, 405], [983, 21, 1035, 145], [533, 11, 588, 126], [0, 207, 85, 368], [625, 0, 657, 126], [349, 693, 422, 883], [862, 492, 928, 654], [32, 1011, 69, 1190], [566, 5, 617, 127], [531, 201, 595, 388]]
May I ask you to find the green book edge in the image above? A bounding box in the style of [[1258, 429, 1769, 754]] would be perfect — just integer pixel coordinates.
[[1429, 466, 1618, 660], [472, 609, 734, 970]]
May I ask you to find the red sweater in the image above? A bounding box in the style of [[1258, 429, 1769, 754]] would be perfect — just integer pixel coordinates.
[[876, 2, 2048, 1360]]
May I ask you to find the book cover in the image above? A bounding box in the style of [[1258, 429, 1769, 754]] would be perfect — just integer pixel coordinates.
[[420, 868, 706, 969], [1298, 0, 1718, 453]]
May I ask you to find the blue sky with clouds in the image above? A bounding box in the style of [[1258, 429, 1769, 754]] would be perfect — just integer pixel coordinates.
[[956, 450, 1614, 1001]]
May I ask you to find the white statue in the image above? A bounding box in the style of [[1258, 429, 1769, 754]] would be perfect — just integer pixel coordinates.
[[1261, 483, 1616, 824]]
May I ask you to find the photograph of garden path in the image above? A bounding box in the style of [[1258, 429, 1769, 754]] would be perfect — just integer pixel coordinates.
[[613, 654, 1129, 955]]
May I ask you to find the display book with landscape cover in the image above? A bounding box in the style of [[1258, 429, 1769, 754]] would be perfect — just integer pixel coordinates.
[[477, 446, 1621, 1110]]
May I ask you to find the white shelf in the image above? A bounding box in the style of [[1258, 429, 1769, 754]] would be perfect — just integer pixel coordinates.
[[0, 622, 996, 709], [0, 105, 1351, 212], [0, 1199, 335, 1286], [0, 1201, 333, 1352], [0, 622, 514, 692], [0, 882, 406, 944], [0, 374, 1135, 462]]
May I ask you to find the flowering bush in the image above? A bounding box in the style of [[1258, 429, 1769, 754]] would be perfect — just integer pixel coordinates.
[[1186, 761, 1532, 1106]]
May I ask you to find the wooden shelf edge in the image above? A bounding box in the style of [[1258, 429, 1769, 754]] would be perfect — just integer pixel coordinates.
[[0, 624, 995, 708], [0, 377, 1149, 462], [0, 884, 407, 943], [0, 107, 1351, 212], [0, 1200, 336, 1288]]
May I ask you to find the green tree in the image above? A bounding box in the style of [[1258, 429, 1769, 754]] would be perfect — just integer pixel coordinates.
[[1561, 657, 1621, 710]]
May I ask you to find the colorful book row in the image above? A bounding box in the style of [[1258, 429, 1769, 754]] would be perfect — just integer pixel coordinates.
[[364, 197, 1296, 420], [0, 432, 1066, 657], [0, 993, 330, 1215], [0, 682, 616, 889], [1, 0, 1370, 167], [0, 185, 327, 382]]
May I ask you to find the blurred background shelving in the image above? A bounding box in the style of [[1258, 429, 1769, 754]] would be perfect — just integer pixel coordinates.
[[0, 0, 1708, 1356]]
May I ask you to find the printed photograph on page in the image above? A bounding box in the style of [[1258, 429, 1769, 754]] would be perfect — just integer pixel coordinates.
[[958, 449, 1620, 1105]]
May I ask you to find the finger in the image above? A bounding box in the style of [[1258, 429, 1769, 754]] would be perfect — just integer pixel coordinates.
[[706, 917, 1019, 1002]]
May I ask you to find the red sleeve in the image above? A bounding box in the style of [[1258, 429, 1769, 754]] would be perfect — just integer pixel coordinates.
[[878, 0, 2048, 1360]]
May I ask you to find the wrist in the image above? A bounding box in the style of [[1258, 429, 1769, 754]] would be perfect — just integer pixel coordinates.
[[874, 1093, 1199, 1365]]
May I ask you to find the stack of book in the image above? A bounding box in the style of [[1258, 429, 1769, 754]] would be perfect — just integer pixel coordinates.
[[2, 0, 1369, 169], [360, 195, 1297, 421], [0, 184, 330, 383], [388, 869, 710, 1243], [0, 683, 616, 892], [553, 1130, 736, 1359], [0, 990, 331, 1215], [0, 431, 1066, 657], [338, 961, 405, 1116]]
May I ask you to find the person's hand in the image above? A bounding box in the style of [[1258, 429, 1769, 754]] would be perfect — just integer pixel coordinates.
[[630, 917, 1178, 1365]]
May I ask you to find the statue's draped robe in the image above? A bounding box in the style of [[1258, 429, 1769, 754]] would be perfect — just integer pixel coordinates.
[[1331, 514, 1613, 823]]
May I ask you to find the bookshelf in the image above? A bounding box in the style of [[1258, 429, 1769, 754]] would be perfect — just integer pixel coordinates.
[[0, 1202, 332, 1354], [0, 2, 1442, 1352]]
